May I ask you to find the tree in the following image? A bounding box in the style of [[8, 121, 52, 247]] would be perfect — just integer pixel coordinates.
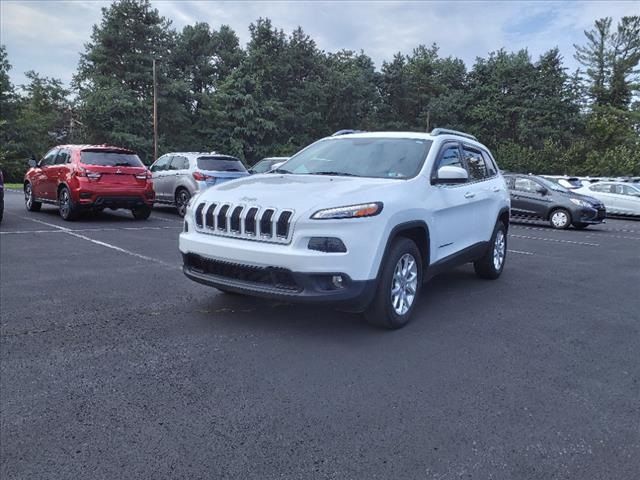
[[73, 0, 178, 162], [574, 16, 640, 109]]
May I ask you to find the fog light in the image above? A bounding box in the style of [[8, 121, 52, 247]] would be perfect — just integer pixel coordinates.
[[332, 275, 344, 288], [308, 237, 347, 253]]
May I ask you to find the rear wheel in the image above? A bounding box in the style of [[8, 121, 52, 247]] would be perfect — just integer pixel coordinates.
[[474, 221, 507, 279], [365, 237, 422, 329], [58, 186, 78, 221], [175, 188, 191, 218], [549, 208, 571, 229], [132, 205, 151, 220], [24, 183, 42, 212]]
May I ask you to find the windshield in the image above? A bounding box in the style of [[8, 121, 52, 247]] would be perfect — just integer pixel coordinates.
[[537, 176, 570, 193], [280, 137, 433, 179], [81, 151, 144, 167], [197, 156, 247, 172]]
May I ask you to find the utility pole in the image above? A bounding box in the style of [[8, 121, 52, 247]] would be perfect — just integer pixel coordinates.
[[153, 58, 158, 162]]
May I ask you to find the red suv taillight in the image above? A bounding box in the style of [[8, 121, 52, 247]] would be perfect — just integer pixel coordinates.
[[76, 167, 101, 180], [192, 171, 216, 183], [136, 172, 152, 180]]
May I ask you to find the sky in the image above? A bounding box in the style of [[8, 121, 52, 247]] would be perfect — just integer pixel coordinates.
[[1, 0, 639, 89]]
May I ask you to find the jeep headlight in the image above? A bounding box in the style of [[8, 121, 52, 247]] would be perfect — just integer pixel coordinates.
[[311, 202, 383, 220], [570, 198, 592, 208]]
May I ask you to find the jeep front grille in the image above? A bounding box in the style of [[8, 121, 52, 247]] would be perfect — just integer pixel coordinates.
[[194, 202, 294, 244]]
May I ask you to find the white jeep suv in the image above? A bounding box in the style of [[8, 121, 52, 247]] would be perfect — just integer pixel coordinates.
[[179, 129, 510, 328]]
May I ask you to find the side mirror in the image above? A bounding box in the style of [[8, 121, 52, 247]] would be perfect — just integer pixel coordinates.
[[28, 159, 37, 168], [433, 165, 468, 184], [536, 186, 548, 195]]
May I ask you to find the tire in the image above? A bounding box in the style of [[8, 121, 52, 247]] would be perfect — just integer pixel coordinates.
[[24, 183, 42, 212], [549, 208, 571, 229], [474, 221, 507, 279], [573, 223, 589, 230], [58, 186, 78, 221], [364, 237, 422, 329], [175, 188, 191, 218], [132, 205, 152, 220], [0, 197, 3, 224]]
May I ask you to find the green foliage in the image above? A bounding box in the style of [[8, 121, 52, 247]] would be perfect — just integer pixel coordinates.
[[0, 13, 639, 179]]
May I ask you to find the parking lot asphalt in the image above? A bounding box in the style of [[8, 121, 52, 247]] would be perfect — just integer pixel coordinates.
[[1, 189, 639, 480]]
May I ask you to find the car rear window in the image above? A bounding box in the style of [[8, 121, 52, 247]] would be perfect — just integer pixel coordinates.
[[81, 150, 144, 167], [197, 156, 247, 172]]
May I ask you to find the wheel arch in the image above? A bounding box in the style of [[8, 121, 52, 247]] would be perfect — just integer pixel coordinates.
[[498, 207, 510, 233], [376, 221, 431, 279]]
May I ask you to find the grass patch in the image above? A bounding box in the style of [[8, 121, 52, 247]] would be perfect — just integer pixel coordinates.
[[4, 183, 23, 190]]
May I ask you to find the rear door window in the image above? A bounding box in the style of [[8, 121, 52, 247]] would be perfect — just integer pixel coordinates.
[[171, 156, 190, 170], [81, 150, 144, 167], [514, 178, 538, 193], [55, 149, 71, 165], [197, 156, 247, 172], [463, 146, 490, 181]]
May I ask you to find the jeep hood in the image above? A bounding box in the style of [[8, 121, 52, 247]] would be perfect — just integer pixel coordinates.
[[195, 174, 397, 213]]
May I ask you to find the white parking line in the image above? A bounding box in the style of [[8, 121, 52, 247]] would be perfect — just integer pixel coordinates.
[[507, 249, 534, 255], [21, 217, 179, 269], [0, 225, 182, 235], [509, 234, 599, 247]]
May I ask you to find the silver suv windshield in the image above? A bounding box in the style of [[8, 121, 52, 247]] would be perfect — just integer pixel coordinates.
[[279, 137, 433, 179]]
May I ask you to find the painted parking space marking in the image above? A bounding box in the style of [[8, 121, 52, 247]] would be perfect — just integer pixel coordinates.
[[0, 224, 182, 235], [507, 249, 534, 255], [509, 234, 599, 247], [20, 217, 179, 269]]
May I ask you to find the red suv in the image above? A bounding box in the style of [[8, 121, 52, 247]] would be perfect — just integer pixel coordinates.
[[24, 145, 155, 221]]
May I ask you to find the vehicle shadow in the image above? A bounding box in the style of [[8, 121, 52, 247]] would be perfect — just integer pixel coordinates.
[[187, 266, 481, 338]]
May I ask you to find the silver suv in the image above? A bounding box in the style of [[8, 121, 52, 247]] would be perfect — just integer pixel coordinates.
[[150, 152, 249, 216]]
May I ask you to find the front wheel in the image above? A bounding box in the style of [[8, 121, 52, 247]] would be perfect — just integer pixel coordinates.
[[58, 186, 78, 221], [132, 205, 152, 220], [364, 237, 422, 329], [549, 208, 571, 229], [474, 221, 507, 279], [175, 188, 191, 218], [25, 183, 42, 212]]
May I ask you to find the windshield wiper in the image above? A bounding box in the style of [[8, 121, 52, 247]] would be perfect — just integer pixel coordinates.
[[269, 168, 292, 174], [113, 162, 133, 167], [309, 171, 358, 177]]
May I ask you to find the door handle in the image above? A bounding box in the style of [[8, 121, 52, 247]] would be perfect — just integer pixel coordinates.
[[464, 192, 475, 199]]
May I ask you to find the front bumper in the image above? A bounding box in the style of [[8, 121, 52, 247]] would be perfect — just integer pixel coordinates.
[[182, 253, 376, 310], [576, 206, 606, 224]]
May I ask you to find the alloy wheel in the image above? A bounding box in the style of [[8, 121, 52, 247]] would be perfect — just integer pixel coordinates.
[[493, 230, 506, 271], [25, 184, 32, 208], [176, 190, 190, 217], [391, 253, 418, 315]]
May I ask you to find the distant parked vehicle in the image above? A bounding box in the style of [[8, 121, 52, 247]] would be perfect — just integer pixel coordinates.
[[0, 168, 4, 224], [576, 182, 640, 217], [248, 157, 289, 174], [150, 152, 249, 217], [23, 145, 155, 221], [504, 173, 606, 229], [542, 176, 585, 189]]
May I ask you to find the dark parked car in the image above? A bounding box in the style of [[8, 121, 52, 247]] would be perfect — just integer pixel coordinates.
[[504, 174, 606, 229]]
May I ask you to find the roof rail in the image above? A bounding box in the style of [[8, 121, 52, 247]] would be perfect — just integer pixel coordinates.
[[430, 128, 478, 141], [331, 129, 366, 136]]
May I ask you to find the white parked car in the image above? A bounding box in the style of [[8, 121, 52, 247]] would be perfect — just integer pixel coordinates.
[[576, 182, 640, 216], [179, 129, 511, 329]]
